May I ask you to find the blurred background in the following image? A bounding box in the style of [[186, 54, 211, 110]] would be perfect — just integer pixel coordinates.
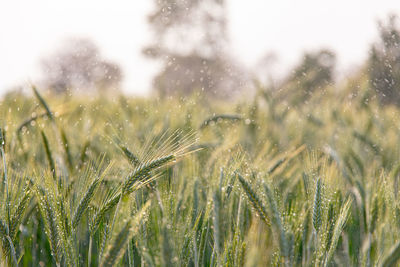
[[1, 0, 400, 101]]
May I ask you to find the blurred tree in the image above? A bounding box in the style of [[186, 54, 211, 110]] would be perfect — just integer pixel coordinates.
[[144, 0, 246, 98], [253, 52, 279, 89], [368, 15, 400, 106], [41, 38, 123, 95], [279, 49, 336, 104]]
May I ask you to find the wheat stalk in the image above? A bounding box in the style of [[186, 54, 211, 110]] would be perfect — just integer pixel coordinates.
[[32, 86, 54, 121], [41, 131, 57, 181]]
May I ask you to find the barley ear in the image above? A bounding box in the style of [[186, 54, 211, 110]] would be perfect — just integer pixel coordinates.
[[313, 178, 322, 233], [91, 194, 121, 234], [101, 220, 132, 267], [72, 177, 101, 229], [122, 155, 175, 195], [0, 219, 11, 258], [10, 187, 31, 240], [324, 202, 335, 250], [100, 201, 150, 267], [324, 198, 352, 266], [237, 173, 270, 226], [264, 183, 289, 262], [37, 193, 61, 265], [119, 145, 140, 166], [200, 114, 242, 129]]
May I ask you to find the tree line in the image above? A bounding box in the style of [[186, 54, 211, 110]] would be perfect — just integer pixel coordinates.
[[34, 1, 400, 106]]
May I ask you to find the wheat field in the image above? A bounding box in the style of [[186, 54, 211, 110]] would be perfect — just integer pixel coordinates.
[[0, 84, 400, 266]]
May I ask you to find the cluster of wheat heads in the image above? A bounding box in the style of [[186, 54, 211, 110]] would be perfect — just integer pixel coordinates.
[[1, 85, 400, 266], [0, 88, 198, 266]]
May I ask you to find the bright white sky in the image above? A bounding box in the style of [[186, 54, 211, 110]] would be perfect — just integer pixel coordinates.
[[0, 0, 400, 95]]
